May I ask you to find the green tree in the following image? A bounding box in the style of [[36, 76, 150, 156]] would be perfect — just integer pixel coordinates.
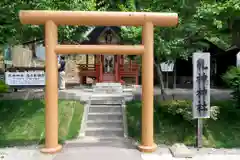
[[222, 66, 240, 107], [195, 0, 240, 48], [114, 0, 236, 97], [116, 0, 209, 97], [0, 0, 103, 45]]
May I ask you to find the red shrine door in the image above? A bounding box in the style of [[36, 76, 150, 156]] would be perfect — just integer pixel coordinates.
[[101, 55, 116, 82], [98, 27, 121, 83]]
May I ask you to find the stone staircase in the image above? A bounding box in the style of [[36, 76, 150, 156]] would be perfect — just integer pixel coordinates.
[[80, 83, 127, 139]]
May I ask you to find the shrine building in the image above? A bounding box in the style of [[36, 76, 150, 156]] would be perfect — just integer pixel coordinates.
[[75, 26, 140, 85]]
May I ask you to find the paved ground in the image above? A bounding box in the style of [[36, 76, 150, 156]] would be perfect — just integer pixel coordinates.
[[1, 140, 240, 160], [0, 86, 231, 101], [133, 87, 231, 101]]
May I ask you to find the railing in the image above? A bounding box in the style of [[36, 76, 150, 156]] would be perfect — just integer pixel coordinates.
[[78, 64, 96, 71], [77, 62, 139, 83], [119, 63, 139, 74], [77, 64, 100, 80], [119, 62, 139, 85]]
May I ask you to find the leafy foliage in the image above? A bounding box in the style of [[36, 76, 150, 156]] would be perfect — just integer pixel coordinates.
[[127, 99, 219, 124], [194, 0, 240, 49], [158, 100, 193, 122], [116, 0, 211, 62], [158, 100, 219, 122], [117, 0, 238, 62], [222, 66, 240, 106], [0, 0, 103, 45], [1, 0, 238, 59]]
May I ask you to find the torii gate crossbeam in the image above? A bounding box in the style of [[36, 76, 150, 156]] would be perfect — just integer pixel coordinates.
[[19, 10, 178, 154]]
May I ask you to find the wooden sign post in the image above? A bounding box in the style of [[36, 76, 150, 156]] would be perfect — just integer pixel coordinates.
[[192, 52, 211, 148]]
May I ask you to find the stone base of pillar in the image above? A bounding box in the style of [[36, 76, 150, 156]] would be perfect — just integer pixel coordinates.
[[138, 143, 157, 153], [40, 144, 62, 154]]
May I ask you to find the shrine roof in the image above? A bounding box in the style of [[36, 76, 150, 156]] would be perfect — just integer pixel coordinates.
[[81, 26, 121, 44]]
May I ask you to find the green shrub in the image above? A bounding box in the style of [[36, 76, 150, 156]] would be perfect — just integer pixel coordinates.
[[158, 100, 219, 121], [0, 80, 8, 93], [159, 100, 192, 121], [127, 100, 220, 124], [222, 66, 240, 107]]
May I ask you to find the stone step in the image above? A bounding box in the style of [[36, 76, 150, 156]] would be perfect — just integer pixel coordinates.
[[93, 84, 122, 88], [65, 137, 134, 147], [94, 85, 122, 87], [93, 91, 123, 94], [91, 94, 124, 99], [87, 112, 122, 121], [88, 105, 122, 113], [90, 99, 122, 105], [84, 86, 133, 92], [93, 83, 123, 93], [83, 88, 93, 92], [73, 136, 128, 142], [93, 88, 122, 92], [87, 120, 123, 128], [85, 128, 124, 137], [94, 83, 122, 87], [93, 86, 122, 89], [88, 104, 122, 113], [89, 104, 122, 107]]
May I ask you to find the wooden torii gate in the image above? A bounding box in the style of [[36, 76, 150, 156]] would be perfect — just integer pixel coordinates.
[[19, 10, 178, 153]]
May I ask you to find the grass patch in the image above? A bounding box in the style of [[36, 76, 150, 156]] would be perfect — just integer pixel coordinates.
[[126, 99, 240, 148], [0, 99, 84, 147]]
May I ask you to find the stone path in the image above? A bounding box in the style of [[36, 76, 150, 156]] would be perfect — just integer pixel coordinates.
[[0, 146, 55, 160], [0, 86, 231, 101], [1, 144, 240, 160]]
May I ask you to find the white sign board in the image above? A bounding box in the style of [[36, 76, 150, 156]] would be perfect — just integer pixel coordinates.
[[5, 71, 45, 86], [160, 61, 175, 72], [192, 52, 210, 119], [237, 51, 240, 67]]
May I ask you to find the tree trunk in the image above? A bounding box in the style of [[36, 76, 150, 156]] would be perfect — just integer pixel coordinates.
[[173, 63, 176, 89], [154, 61, 166, 100]]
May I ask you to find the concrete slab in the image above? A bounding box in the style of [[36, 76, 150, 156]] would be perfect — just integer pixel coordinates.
[[54, 141, 142, 160], [170, 143, 194, 158], [2, 144, 240, 160], [192, 154, 240, 160], [0, 146, 55, 160], [56, 147, 142, 160], [141, 153, 169, 160]]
